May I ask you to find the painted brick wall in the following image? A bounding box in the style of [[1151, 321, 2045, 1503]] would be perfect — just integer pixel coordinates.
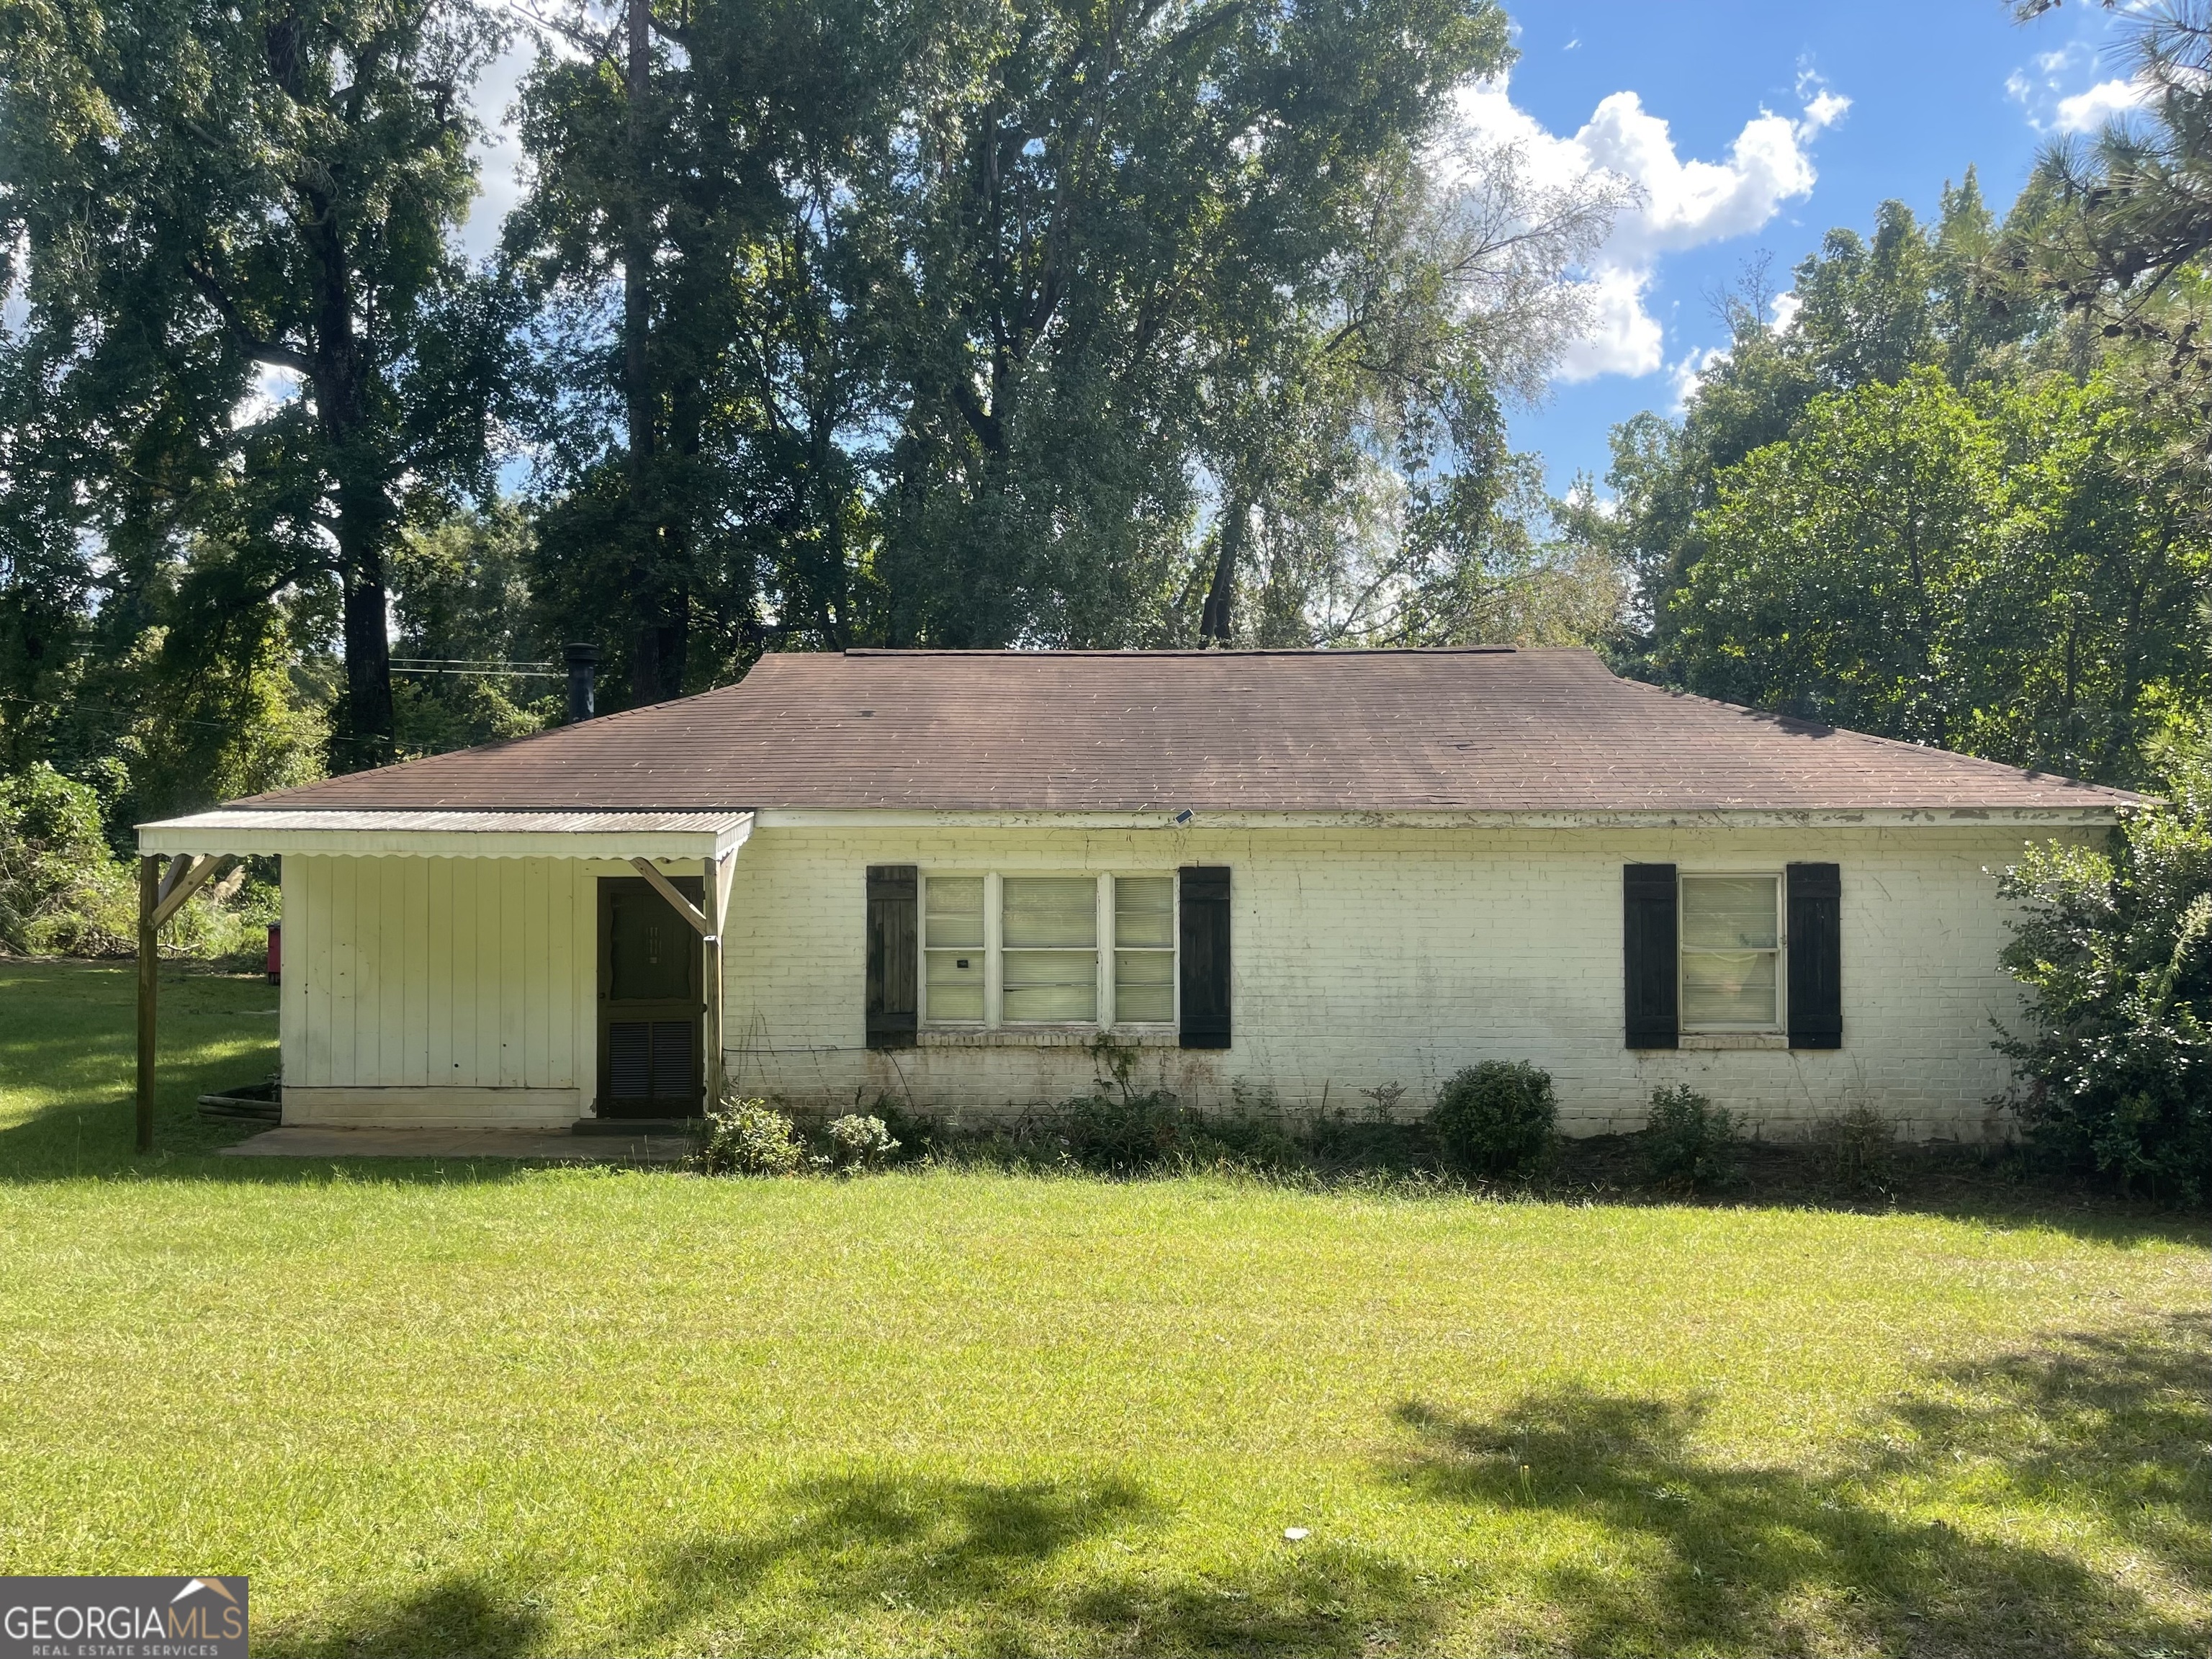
[[720, 823, 2090, 1141]]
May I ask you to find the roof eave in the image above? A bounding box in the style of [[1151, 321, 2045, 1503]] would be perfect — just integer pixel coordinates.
[[750, 804, 2130, 829]]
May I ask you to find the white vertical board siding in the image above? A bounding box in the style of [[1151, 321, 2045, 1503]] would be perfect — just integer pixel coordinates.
[[719, 823, 2087, 1141], [279, 855, 593, 1125]]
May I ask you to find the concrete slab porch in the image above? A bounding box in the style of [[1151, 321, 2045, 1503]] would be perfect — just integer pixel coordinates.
[[217, 1126, 696, 1164]]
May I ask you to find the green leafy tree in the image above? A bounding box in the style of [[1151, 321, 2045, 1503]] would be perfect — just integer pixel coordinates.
[[390, 505, 561, 756], [859, 0, 1514, 648], [1672, 369, 2208, 781], [1599, 188, 2039, 665], [509, 0, 896, 698], [511, 0, 1551, 675], [0, 0, 516, 772]]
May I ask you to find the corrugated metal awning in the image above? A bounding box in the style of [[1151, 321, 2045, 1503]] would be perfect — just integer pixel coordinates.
[[137, 809, 755, 861]]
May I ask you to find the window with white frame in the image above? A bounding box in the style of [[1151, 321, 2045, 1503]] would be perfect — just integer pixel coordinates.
[[920, 872, 1176, 1028], [1678, 873, 1783, 1031]]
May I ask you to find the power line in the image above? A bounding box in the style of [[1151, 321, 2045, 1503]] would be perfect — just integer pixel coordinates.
[[389, 657, 559, 678]]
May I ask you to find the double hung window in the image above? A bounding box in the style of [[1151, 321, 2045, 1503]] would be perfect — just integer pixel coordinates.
[[920, 872, 1175, 1029], [1678, 873, 1783, 1031]]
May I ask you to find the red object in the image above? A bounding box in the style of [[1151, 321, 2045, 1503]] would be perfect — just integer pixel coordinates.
[[266, 922, 282, 986]]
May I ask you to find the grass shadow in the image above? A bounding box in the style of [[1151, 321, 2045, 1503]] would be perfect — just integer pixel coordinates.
[[1540, 1131, 2212, 1246], [637, 1471, 1153, 1653], [176, 1331, 2211, 1656], [1059, 1540, 1444, 1658], [1387, 1311, 2210, 1655], [278, 1571, 548, 1658]]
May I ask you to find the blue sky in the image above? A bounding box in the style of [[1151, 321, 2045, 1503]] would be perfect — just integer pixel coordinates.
[[1475, 0, 2149, 494]]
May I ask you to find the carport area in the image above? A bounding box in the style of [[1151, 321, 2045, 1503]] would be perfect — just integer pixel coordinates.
[[131, 808, 754, 1148]]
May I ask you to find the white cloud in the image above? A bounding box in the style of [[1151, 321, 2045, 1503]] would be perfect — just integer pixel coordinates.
[[1768, 289, 1802, 333], [2008, 27, 2154, 136], [1454, 72, 1845, 382], [1801, 89, 1851, 130], [1560, 266, 1665, 379], [458, 36, 539, 261], [2053, 76, 2152, 132], [1668, 344, 1727, 412]]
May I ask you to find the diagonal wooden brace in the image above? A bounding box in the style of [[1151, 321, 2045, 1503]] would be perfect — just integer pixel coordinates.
[[630, 858, 715, 940], [152, 854, 238, 930], [156, 853, 194, 905]]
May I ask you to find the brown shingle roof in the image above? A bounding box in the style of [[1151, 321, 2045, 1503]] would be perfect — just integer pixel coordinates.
[[235, 647, 2140, 814]]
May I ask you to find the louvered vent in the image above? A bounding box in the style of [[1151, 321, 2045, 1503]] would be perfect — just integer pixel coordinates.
[[650, 1021, 695, 1098], [609, 1022, 652, 1097]]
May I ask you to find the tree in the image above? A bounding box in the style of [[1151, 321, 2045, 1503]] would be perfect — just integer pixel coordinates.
[[1189, 121, 1631, 648], [389, 505, 561, 755], [858, 0, 1516, 649], [2010, 1, 2212, 530], [509, 0, 1565, 679], [2015, 0, 2212, 305], [1597, 186, 2048, 680], [1670, 368, 2209, 782], [0, 0, 514, 772], [510, 0, 897, 698]]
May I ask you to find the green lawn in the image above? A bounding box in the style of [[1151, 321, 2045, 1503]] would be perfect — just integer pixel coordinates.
[[0, 958, 2205, 1657]]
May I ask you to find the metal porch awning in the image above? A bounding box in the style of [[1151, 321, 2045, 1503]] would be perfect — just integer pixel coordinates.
[[138, 807, 755, 862], [129, 809, 755, 1151]]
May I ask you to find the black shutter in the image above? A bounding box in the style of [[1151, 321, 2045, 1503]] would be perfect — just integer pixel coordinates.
[[1179, 866, 1231, 1050], [1786, 862, 1842, 1050], [866, 866, 917, 1050], [1624, 863, 1678, 1050]]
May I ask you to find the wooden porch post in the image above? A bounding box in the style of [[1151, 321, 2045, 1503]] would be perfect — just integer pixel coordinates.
[[135, 854, 159, 1153], [702, 853, 729, 1110]]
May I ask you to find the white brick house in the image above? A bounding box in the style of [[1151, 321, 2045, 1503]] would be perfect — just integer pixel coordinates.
[[140, 649, 2135, 1141]]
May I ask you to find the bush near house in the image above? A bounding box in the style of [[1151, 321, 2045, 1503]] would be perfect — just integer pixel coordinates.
[[1640, 1086, 1744, 1193], [1997, 750, 2212, 1203], [1431, 1061, 1557, 1179], [1815, 1105, 1899, 1196], [699, 1096, 807, 1174]]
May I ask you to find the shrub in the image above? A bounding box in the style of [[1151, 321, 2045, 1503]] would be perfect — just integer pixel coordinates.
[[0, 765, 132, 956], [1430, 1062, 1556, 1179], [1814, 1105, 1896, 1195], [1641, 1086, 1742, 1192], [871, 1102, 936, 1163], [1174, 1097, 1310, 1176], [826, 1113, 900, 1171], [1060, 1089, 1191, 1175], [1996, 750, 2212, 1201], [698, 1097, 805, 1175], [0, 763, 280, 960]]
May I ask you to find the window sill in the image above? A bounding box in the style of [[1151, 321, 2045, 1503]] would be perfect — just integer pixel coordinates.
[[919, 1026, 1180, 1048], [1679, 1032, 1789, 1051]]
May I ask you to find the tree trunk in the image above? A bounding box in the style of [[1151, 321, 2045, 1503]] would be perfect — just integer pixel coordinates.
[[299, 185, 395, 770], [623, 0, 665, 705], [336, 508, 395, 768], [1200, 493, 1247, 645]]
